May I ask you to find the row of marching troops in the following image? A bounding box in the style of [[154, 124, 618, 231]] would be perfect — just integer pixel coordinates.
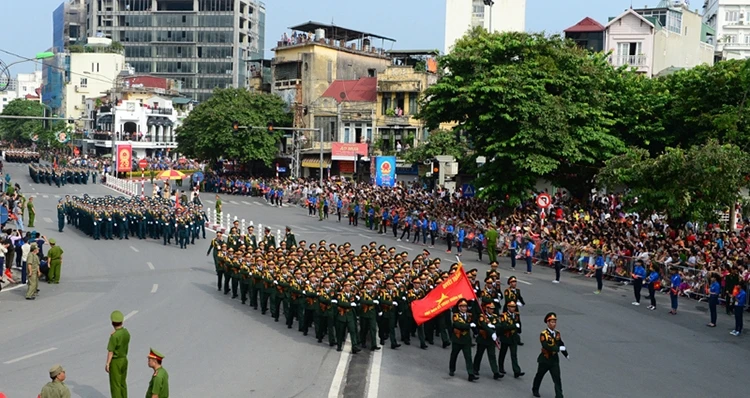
[[4, 150, 40, 163], [60, 195, 208, 248], [204, 232, 568, 392], [30, 164, 98, 186]]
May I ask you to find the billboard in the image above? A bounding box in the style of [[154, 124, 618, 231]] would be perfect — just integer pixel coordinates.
[[116, 144, 133, 172], [331, 142, 368, 161], [374, 156, 396, 187]]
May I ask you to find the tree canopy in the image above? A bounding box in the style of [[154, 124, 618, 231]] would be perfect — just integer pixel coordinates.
[[400, 129, 467, 164], [176, 88, 291, 164], [0, 99, 67, 148], [598, 140, 750, 223], [418, 29, 627, 204]]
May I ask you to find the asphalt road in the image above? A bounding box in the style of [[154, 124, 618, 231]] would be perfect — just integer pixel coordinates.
[[2, 166, 748, 398]]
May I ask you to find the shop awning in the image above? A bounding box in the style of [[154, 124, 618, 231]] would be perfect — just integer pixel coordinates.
[[301, 156, 332, 168], [97, 114, 113, 124]]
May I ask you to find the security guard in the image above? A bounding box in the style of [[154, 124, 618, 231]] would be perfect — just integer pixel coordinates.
[[532, 312, 568, 398], [106, 310, 131, 398]]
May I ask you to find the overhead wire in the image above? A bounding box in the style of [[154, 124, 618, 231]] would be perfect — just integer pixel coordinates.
[[0, 47, 124, 86]]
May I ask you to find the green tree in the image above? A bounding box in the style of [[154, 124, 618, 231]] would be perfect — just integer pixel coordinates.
[[0, 99, 46, 143], [418, 29, 625, 204], [176, 88, 291, 165], [401, 129, 467, 164], [597, 140, 750, 224]]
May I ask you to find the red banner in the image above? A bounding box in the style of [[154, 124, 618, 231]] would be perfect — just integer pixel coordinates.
[[117, 144, 133, 172], [411, 266, 477, 325], [331, 142, 368, 161]]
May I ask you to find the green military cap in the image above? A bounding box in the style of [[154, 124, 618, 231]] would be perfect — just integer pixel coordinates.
[[49, 364, 65, 378], [148, 348, 165, 361], [111, 310, 124, 322], [30, 243, 38, 250], [49, 238, 56, 245]]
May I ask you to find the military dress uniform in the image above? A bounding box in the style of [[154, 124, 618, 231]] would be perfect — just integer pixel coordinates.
[[449, 298, 476, 381], [472, 302, 503, 379], [532, 313, 567, 398], [335, 280, 362, 353], [498, 301, 524, 377]]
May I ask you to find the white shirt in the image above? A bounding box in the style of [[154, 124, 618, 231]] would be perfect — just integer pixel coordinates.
[[0, 244, 6, 258], [21, 242, 30, 261]]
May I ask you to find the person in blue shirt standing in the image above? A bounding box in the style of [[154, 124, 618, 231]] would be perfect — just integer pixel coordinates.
[[509, 235, 518, 270], [336, 198, 343, 222], [353, 202, 360, 226], [380, 207, 389, 234], [552, 246, 564, 284], [707, 273, 721, 327], [668, 267, 681, 315], [524, 237, 535, 274], [445, 223, 455, 253], [420, 217, 429, 245], [368, 207, 375, 230], [391, 211, 400, 238], [399, 215, 411, 242], [429, 218, 438, 248], [475, 230, 484, 262], [730, 281, 746, 336], [411, 216, 422, 244], [457, 226, 466, 256], [630, 259, 646, 305], [593, 250, 605, 294], [644, 264, 660, 311]]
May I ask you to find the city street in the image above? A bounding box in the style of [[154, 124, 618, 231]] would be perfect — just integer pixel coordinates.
[[1, 162, 748, 397]]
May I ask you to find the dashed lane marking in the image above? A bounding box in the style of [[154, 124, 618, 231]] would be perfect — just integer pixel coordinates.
[[147, 262, 155, 270], [327, 340, 352, 398], [151, 284, 158, 293], [130, 246, 139, 252], [4, 347, 58, 365], [241, 201, 252, 205], [43, 217, 53, 223], [397, 245, 413, 251], [42, 195, 49, 198], [124, 310, 138, 320], [517, 279, 532, 285], [289, 225, 309, 231]]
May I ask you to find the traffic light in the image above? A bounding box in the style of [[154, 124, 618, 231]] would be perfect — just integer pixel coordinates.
[[232, 120, 240, 132], [67, 118, 74, 124], [432, 160, 440, 176], [267, 122, 274, 132]]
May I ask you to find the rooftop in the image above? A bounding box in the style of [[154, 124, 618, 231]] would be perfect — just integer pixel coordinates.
[[564, 17, 605, 33], [321, 77, 377, 103], [288, 21, 396, 43]]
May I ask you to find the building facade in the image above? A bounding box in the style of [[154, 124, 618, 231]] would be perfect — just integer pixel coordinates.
[[0, 71, 43, 114], [703, 0, 750, 59], [605, 4, 714, 76], [53, 0, 87, 52], [85, 0, 266, 102], [564, 17, 606, 52], [444, 0, 527, 54]]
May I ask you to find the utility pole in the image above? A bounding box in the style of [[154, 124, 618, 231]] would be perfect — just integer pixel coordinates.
[[291, 83, 305, 180], [484, 0, 495, 32]]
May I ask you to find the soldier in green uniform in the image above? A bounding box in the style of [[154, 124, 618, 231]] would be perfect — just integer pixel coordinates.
[[335, 279, 362, 353], [301, 274, 318, 335], [239, 252, 251, 305], [57, 202, 65, 232], [498, 300, 524, 378], [449, 298, 476, 381], [27, 196, 36, 227], [46, 239, 64, 284], [286, 268, 305, 330], [244, 226, 257, 250], [249, 252, 264, 309], [146, 348, 169, 398], [207, 231, 224, 291], [358, 279, 381, 350], [532, 312, 567, 398], [214, 195, 222, 224], [407, 277, 428, 349], [26, 243, 40, 300], [264, 227, 276, 248], [378, 278, 401, 349], [473, 302, 503, 380], [106, 310, 131, 398], [40, 364, 70, 398], [285, 226, 297, 247], [315, 276, 337, 345]]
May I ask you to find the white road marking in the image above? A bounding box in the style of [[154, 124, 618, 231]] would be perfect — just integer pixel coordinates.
[[43, 217, 53, 223], [397, 245, 413, 251], [517, 279, 532, 285], [0, 284, 27, 293], [42, 195, 49, 198], [321, 226, 341, 232], [205, 199, 214, 203], [151, 284, 159, 293], [4, 347, 58, 364], [289, 225, 308, 231], [54, 195, 60, 198], [130, 246, 139, 252], [327, 340, 352, 398], [366, 343, 383, 398], [358, 233, 371, 239], [229, 200, 239, 205], [241, 201, 252, 205], [253, 202, 263, 206], [146, 262, 155, 270], [74, 189, 78, 192], [124, 310, 138, 321], [31, 187, 36, 191]]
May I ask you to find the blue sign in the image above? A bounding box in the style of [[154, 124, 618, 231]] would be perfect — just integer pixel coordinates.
[[192, 171, 205, 183], [375, 156, 396, 187], [277, 167, 287, 173], [462, 184, 476, 198]]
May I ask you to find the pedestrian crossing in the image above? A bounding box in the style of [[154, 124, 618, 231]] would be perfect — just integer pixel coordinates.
[[43, 217, 53, 224], [38, 195, 61, 199]]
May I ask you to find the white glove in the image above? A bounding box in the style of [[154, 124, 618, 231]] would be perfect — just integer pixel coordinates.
[[356, 295, 360, 300], [470, 323, 476, 328], [515, 323, 520, 329], [351, 303, 357, 307], [493, 299, 500, 303], [273, 280, 278, 285], [378, 312, 383, 316], [331, 299, 338, 304], [402, 296, 406, 301], [488, 324, 495, 329], [560, 346, 566, 351], [517, 302, 523, 308], [491, 333, 497, 341], [373, 300, 380, 304], [302, 291, 307, 295], [393, 301, 399, 306]]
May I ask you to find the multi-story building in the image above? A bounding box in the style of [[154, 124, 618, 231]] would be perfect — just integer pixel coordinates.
[[605, 2, 714, 76], [85, 0, 266, 102], [375, 50, 438, 155], [444, 0, 527, 54], [564, 17, 606, 52], [80, 75, 190, 157], [271, 21, 394, 178], [703, 0, 750, 59], [0, 71, 43, 113], [53, 0, 87, 52]]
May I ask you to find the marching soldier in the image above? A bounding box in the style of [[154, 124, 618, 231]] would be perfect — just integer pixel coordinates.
[[449, 298, 476, 381], [504, 276, 526, 345], [498, 301, 524, 378], [207, 232, 225, 291], [285, 226, 297, 247], [473, 302, 503, 380], [316, 276, 337, 346], [378, 278, 401, 349], [358, 278, 381, 351], [532, 313, 567, 398], [264, 227, 276, 248], [335, 279, 361, 353]]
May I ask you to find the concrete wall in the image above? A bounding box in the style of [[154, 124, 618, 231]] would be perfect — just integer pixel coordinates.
[[652, 10, 715, 75], [444, 0, 526, 54], [64, 52, 125, 119]]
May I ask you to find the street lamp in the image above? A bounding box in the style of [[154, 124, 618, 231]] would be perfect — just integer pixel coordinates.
[[483, 0, 495, 33]]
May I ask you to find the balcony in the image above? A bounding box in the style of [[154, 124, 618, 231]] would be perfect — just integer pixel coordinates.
[[381, 115, 412, 126], [148, 107, 173, 115], [610, 54, 647, 67]]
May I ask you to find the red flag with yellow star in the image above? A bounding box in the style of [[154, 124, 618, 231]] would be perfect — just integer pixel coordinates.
[[411, 265, 477, 325]]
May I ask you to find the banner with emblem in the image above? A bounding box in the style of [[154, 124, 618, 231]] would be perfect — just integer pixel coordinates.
[[410, 265, 477, 325], [116, 144, 133, 172]]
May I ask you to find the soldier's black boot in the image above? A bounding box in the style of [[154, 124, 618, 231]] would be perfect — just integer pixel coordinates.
[[468, 374, 477, 382]]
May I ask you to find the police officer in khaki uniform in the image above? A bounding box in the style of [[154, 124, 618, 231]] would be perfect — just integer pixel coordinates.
[[40, 364, 71, 398]]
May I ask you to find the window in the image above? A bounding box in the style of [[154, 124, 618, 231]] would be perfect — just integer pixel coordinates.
[[368, 68, 376, 77], [96, 63, 100, 72], [408, 93, 417, 115], [745, 35, 750, 44], [22, 86, 27, 92], [381, 95, 392, 115], [80, 78, 88, 88], [366, 127, 372, 142], [344, 127, 350, 143], [725, 34, 738, 44], [726, 11, 740, 22]]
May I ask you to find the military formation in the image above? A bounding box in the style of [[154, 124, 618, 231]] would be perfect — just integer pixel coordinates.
[[29, 164, 95, 187], [207, 229, 565, 394], [4, 150, 40, 163], [61, 194, 207, 247]]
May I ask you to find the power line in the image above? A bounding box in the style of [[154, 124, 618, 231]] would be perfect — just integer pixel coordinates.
[[0, 48, 120, 86]]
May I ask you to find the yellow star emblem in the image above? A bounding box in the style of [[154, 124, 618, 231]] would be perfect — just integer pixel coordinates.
[[435, 293, 449, 307]]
